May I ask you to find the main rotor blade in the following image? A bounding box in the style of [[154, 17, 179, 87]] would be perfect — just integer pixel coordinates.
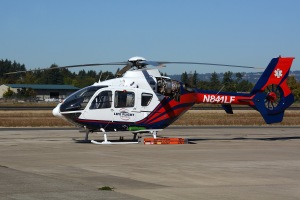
[[5, 62, 127, 75], [138, 60, 258, 69], [5, 59, 262, 75], [139, 61, 161, 67], [153, 61, 261, 69], [116, 63, 133, 77]]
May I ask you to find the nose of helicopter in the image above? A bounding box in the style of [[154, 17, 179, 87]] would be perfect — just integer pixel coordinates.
[[52, 103, 63, 118]]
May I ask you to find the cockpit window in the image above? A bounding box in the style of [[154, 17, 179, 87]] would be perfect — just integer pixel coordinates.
[[90, 91, 112, 109], [60, 86, 107, 112]]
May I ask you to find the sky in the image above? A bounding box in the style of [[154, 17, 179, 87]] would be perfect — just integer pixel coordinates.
[[1, 0, 300, 75]]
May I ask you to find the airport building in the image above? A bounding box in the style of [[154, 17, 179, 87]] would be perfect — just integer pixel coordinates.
[[0, 84, 79, 100]]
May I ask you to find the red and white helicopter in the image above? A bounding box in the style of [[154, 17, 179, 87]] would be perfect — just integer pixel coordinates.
[[49, 56, 294, 144], [8, 56, 295, 144]]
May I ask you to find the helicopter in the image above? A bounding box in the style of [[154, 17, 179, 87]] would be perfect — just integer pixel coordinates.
[[7, 56, 295, 144]]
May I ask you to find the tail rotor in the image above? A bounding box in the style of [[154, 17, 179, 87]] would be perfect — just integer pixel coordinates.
[[264, 84, 283, 110]]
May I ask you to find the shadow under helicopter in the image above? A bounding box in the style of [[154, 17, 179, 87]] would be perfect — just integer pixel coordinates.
[[73, 136, 300, 144], [187, 136, 300, 144]]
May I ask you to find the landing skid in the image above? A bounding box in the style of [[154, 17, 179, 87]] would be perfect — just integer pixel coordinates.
[[76, 128, 163, 145], [91, 128, 139, 144], [91, 140, 138, 145]]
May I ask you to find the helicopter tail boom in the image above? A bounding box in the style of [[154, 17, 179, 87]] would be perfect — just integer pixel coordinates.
[[195, 56, 295, 124]]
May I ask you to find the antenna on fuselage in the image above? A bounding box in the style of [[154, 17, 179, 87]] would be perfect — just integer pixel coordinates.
[[98, 72, 102, 83], [216, 85, 225, 95]]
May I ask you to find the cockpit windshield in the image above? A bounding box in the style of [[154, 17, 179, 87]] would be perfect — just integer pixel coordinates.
[[60, 86, 107, 112]]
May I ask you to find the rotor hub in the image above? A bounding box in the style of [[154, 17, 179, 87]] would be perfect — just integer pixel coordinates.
[[128, 56, 146, 62], [128, 56, 147, 69], [127, 56, 146, 69], [266, 92, 277, 102]]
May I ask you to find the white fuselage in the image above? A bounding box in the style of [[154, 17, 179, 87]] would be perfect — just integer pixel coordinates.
[[53, 68, 165, 125]]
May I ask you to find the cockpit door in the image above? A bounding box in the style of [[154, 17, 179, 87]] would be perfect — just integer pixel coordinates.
[[82, 89, 114, 122]]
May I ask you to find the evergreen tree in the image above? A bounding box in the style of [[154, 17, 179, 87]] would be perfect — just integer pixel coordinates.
[[78, 70, 87, 78], [192, 70, 197, 87], [197, 80, 210, 90], [0, 59, 26, 84], [235, 72, 243, 83], [236, 80, 253, 92], [23, 72, 36, 84], [287, 76, 300, 101], [100, 71, 115, 81], [181, 71, 188, 84], [44, 64, 64, 84], [87, 70, 97, 78], [209, 72, 221, 91], [39, 64, 64, 85], [222, 71, 236, 92], [61, 68, 74, 85]]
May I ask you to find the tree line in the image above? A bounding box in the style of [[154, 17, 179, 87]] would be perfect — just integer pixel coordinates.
[[1, 59, 299, 101], [181, 70, 254, 92], [0, 59, 115, 88]]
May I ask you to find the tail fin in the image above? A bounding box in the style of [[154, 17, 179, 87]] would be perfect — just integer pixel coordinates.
[[251, 56, 294, 124]]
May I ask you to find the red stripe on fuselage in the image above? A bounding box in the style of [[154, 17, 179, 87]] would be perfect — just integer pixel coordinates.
[[137, 93, 196, 125]]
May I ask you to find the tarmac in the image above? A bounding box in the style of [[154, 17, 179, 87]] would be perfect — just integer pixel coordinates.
[[0, 126, 300, 200]]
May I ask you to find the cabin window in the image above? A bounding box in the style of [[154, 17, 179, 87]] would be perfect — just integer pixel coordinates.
[[141, 93, 153, 106], [115, 91, 135, 108], [90, 91, 112, 109]]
